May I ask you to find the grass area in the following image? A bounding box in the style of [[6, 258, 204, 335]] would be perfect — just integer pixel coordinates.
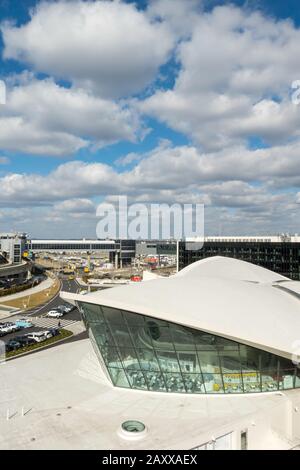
[[1, 276, 61, 310], [6, 328, 73, 359]]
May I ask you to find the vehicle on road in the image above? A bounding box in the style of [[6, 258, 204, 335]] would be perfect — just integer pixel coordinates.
[[15, 318, 33, 329], [46, 310, 63, 318], [57, 304, 72, 314]]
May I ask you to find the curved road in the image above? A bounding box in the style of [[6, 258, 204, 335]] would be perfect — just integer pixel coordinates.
[[1, 277, 82, 343]]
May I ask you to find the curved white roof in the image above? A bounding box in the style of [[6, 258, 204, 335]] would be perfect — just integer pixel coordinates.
[[62, 257, 300, 359], [176, 256, 288, 283]]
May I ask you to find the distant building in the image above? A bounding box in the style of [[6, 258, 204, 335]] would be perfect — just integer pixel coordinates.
[[0, 232, 31, 283], [136, 240, 177, 256], [178, 235, 300, 280], [0, 232, 27, 264], [27, 238, 136, 267]]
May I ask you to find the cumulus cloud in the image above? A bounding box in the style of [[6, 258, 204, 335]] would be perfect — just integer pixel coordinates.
[[142, 5, 300, 150], [0, 1, 300, 236], [53, 198, 95, 214], [0, 78, 143, 155], [2, 0, 174, 98], [0, 141, 300, 204], [0, 139, 299, 234]]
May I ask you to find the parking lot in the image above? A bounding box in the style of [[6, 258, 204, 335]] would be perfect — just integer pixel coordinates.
[[0, 277, 81, 346]]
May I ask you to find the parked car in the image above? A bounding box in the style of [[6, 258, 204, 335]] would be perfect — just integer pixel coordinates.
[[5, 340, 21, 352], [14, 335, 36, 346], [49, 327, 60, 337], [46, 310, 63, 318], [27, 331, 51, 343], [0, 323, 19, 334], [15, 318, 33, 329]]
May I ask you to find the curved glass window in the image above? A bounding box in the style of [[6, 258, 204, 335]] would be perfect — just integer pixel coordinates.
[[80, 302, 299, 394]]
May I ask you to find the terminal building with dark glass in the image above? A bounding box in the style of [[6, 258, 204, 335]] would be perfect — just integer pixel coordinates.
[[178, 236, 300, 280]]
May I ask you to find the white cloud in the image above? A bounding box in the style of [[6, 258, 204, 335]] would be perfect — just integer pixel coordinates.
[[0, 140, 299, 235], [142, 5, 300, 150], [53, 198, 95, 214], [147, 0, 202, 37], [0, 141, 300, 205], [0, 78, 143, 155], [2, 0, 174, 98]]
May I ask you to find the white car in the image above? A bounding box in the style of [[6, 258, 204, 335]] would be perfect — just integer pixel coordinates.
[[27, 331, 50, 343], [46, 310, 63, 318]]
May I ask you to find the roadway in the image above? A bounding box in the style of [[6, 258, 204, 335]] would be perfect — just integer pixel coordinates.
[[1, 276, 82, 343]]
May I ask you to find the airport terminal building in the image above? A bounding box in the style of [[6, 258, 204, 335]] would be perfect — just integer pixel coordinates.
[[60, 256, 300, 449], [178, 236, 300, 280], [27, 239, 136, 267]]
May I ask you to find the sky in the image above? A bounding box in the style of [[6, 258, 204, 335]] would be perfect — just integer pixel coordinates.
[[0, 0, 300, 238]]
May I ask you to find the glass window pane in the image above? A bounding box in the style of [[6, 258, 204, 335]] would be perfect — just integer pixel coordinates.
[[177, 351, 200, 373], [91, 323, 114, 346], [216, 337, 239, 349], [260, 351, 278, 371], [118, 347, 141, 371], [278, 369, 295, 390], [123, 310, 145, 325], [222, 372, 243, 393], [145, 316, 168, 327], [107, 367, 130, 388], [240, 345, 260, 372], [203, 373, 224, 393], [182, 373, 206, 393], [102, 306, 125, 324], [219, 349, 241, 374], [170, 324, 195, 351], [156, 350, 180, 373], [126, 370, 148, 390], [144, 371, 167, 392], [164, 373, 186, 393], [82, 302, 103, 323], [278, 357, 295, 370], [145, 323, 174, 350], [135, 348, 160, 371], [198, 350, 221, 374], [193, 330, 217, 350], [109, 323, 133, 349], [128, 325, 153, 349], [103, 347, 123, 368], [242, 371, 261, 393], [261, 369, 279, 391], [295, 369, 300, 388]]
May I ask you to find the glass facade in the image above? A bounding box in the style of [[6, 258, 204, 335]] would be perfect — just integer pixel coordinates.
[[80, 302, 299, 394], [178, 241, 300, 280]]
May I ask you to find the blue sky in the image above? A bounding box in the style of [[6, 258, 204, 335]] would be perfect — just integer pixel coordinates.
[[0, 0, 300, 237]]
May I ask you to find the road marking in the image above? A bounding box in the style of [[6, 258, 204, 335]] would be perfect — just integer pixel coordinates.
[[4, 314, 78, 329]]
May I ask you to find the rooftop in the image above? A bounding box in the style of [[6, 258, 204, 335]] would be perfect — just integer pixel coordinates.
[[0, 337, 293, 450], [62, 256, 300, 359]]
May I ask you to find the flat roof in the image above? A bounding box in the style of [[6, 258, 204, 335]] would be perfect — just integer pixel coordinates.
[[185, 236, 300, 243], [30, 239, 116, 245]]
